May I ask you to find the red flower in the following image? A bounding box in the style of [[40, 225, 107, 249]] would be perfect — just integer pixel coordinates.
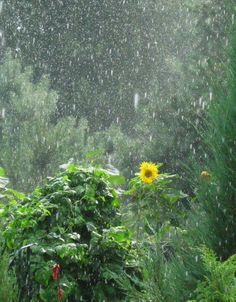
[[52, 263, 60, 281], [57, 287, 63, 299]]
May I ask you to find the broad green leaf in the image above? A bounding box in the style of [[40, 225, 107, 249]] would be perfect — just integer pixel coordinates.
[[6, 188, 25, 200], [107, 174, 125, 185], [0, 167, 5, 176]]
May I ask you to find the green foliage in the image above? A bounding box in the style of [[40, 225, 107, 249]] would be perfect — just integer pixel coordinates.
[[0, 253, 17, 302], [86, 125, 146, 179], [123, 168, 187, 241], [0, 1, 235, 301], [1, 164, 139, 301], [0, 171, 18, 302], [189, 247, 236, 302], [0, 52, 88, 192], [117, 166, 189, 301], [191, 14, 236, 259], [129, 12, 236, 302], [1, 0, 234, 195], [138, 0, 235, 191]]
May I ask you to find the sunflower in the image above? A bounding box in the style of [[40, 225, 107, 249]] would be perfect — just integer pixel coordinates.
[[140, 162, 158, 184], [201, 170, 211, 178]]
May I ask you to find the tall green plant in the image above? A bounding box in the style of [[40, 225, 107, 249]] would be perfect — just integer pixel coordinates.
[[194, 17, 236, 258], [123, 165, 187, 242], [152, 11, 236, 301]]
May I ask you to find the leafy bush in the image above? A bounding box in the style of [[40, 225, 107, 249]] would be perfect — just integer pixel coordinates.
[[189, 247, 236, 302], [1, 164, 140, 301]]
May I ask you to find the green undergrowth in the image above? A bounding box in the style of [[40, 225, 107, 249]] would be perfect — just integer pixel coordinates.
[[189, 247, 236, 302], [0, 253, 17, 302]]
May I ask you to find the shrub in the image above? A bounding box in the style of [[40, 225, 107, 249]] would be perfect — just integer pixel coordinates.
[[1, 163, 140, 301], [189, 247, 236, 302]]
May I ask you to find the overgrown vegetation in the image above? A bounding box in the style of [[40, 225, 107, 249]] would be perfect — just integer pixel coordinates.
[[0, 168, 17, 302], [0, 164, 139, 301], [190, 247, 236, 302], [0, 0, 235, 301], [0, 0, 234, 192], [0, 253, 17, 302]]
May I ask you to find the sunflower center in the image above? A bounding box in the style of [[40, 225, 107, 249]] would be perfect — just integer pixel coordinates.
[[145, 170, 153, 178]]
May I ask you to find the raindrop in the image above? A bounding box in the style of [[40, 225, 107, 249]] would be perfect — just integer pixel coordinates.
[[1, 108, 5, 119], [134, 93, 139, 110], [210, 92, 213, 101], [199, 97, 203, 106]]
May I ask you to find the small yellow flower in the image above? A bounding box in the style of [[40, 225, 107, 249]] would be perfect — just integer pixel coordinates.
[[140, 162, 158, 184], [201, 170, 211, 178]]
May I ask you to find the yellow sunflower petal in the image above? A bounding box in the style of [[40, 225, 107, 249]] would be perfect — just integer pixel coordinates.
[[139, 162, 158, 184]]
